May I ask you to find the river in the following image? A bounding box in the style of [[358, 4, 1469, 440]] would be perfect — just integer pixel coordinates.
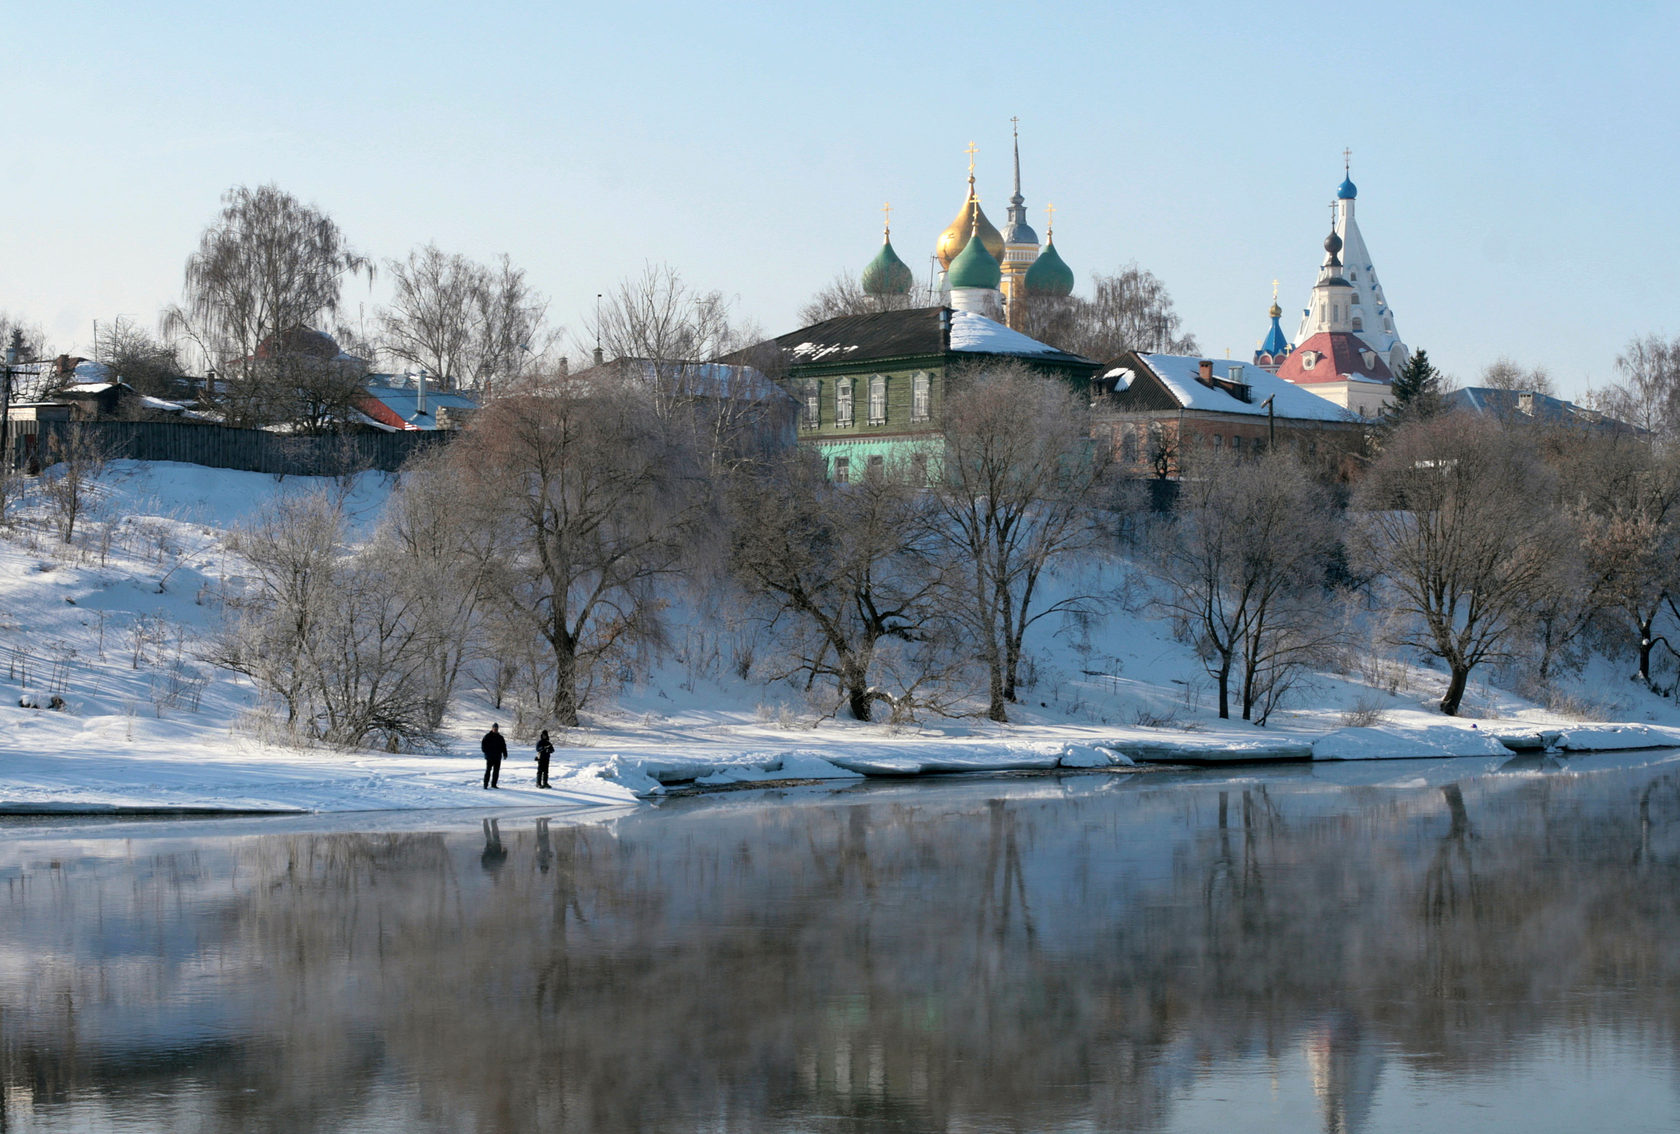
[[5, 751, 1680, 1132]]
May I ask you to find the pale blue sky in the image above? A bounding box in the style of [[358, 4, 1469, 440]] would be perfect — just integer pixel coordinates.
[[4, 1, 1675, 397]]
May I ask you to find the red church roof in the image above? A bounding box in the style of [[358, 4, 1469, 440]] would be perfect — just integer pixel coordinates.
[[1275, 331, 1393, 386]]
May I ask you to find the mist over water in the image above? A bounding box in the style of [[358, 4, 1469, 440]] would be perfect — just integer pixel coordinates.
[[5, 757, 1680, 1132]]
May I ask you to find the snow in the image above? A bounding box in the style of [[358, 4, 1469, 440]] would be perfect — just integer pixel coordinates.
[[2, 461, 1678, 815], [1139, 353, 1359, 422], [948, 310, 1065, 356]]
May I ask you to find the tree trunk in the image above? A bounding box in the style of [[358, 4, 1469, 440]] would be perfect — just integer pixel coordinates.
[[1440, 664, 1470, 716], [1216, 651, 1233, 719]]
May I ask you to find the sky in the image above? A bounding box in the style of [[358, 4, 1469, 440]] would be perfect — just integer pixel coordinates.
[[3, 0, 1676, 399]]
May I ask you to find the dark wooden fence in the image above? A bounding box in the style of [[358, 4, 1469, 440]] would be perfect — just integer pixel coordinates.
[[3, 419, 449, 477]]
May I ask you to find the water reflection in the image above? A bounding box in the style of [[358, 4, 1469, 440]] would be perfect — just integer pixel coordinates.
[[5, 757, 1680, 1132]]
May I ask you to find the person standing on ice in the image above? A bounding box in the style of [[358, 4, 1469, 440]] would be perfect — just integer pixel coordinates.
[[534, 729, 554, 789], [481, 722, 508, 789]]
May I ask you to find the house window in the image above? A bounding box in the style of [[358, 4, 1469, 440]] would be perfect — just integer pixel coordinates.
[[833, 456, 850, 484], [911, 450, 929, 483], [868, 374, 887, 426], [1352, 316, 1363, 331], [911, 372, 931, 421], [800, 381, 819, 429], [867, 454, 885, 479], [1121, 428, 1139, 464], [835, 378, 854, 427], [1212, 434, 1222, 448]]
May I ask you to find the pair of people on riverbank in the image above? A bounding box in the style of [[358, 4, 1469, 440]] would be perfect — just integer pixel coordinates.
[[480, 723, 555, 789]]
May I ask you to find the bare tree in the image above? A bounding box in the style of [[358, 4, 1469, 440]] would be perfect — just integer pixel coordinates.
[[163, 184, 373, 429], [796, 272, 940, 325], [1018, 264, 1198, 361], [94, 316, 184, 399], [1588, 334, 1680, 440], [1155, 445, 1337, 722], [585, 263, 744, 372], [931, 362, 1113, 721], [39, 426, 113, 544], [728, 450, 954, 722], [220, 488, 449, 748], [1479, 356, 1556, 397], [454, 380, 704, 726], [378, 245, 553, 395], [1352, 414, 1565, 715], [1559, 434, 1680, 690]]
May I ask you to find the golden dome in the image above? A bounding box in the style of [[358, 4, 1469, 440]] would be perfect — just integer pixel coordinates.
[[936, 177, 1006, 269], [1269, 300, 1283, 318]]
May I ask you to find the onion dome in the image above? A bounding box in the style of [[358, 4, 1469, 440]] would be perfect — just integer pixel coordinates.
[[1323, 229, 1343, 267], [1260, 298, 1289, 356], [946, 217, 1001, 290], [1024, 236, 1073, 297], [937, 179, 1006, 269], [862, 228, 914, 296], [1337, 175, 1357, 200]]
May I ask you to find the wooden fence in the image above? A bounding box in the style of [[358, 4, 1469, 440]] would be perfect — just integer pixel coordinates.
[[3, 419, 449, 477]]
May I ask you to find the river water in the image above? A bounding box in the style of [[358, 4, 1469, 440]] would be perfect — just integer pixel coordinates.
[[5, 752, 1680, 1132]]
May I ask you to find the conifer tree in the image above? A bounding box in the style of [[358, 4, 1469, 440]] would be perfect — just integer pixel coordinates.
[[1389, 349, 1442, 419]]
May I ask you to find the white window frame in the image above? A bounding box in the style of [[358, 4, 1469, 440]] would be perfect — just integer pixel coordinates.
[[833, 455, 850, 484], [911, 371, 931, 421], [867, 374, 887, 426], [835, 378, 854, 427], [800, 380, 819, 429]]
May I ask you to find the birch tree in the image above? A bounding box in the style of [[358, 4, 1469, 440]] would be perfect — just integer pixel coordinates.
[[163, 184, 372, 429]]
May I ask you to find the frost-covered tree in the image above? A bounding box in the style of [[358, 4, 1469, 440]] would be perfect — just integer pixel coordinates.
[[931, 362, 1112, 721], [728, 449, 954, 722], [1156, 445, 1337, 722], [1353, 414, 1564, 715]]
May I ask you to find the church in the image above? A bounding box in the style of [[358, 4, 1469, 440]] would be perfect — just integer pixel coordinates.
[[743, 125, 1096, 482], [863, 125, 1075, 330], [1261, 163, 1412, 419]]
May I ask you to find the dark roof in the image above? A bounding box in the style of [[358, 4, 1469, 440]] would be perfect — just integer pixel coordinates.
[[1446, 387, 1638, 432], [743, 306, 1098, 374]]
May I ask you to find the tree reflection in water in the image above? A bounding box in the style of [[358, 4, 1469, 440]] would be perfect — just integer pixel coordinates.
[[5, 759, 1680, 1132]]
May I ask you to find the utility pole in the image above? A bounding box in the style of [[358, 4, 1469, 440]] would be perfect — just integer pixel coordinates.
[[1, 330, 20, 472]]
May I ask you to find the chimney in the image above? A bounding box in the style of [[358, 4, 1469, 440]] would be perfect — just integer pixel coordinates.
[[1518, 391, 1535, 416], [940, 307, 952, 351], [592, 346, 605, 367], [416, 370, 427, 417], [1198, 359, 1214, 387]]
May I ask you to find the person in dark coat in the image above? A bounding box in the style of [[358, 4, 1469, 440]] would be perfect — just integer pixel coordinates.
[[535, 729, 555, 788], [481, 722, 508, 788]]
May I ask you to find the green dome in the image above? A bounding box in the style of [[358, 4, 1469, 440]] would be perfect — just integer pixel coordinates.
[[946, 226, 1001, 291], [1024, 239, 1074, 297], [862, 237, 914, 296]]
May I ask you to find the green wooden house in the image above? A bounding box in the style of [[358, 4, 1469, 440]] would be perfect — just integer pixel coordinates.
[[743, 306, 1099, 482]]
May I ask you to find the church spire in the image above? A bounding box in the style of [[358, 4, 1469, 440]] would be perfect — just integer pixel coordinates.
[[1001, 116, 1037, 246]]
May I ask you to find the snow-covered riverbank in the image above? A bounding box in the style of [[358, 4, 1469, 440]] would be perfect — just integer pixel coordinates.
[[4, 461, 1680, 815]]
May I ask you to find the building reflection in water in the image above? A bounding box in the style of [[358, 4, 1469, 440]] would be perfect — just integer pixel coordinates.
[[5, 758, 1680, 1131]]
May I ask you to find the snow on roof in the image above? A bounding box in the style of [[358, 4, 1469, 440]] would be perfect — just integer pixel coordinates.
[[1105, 366, 1135, 391], [948, 310, 1061, 356], [1138, 354, 1359, 422], [791, 341, 862, 361], [72, 360, 113, 383]]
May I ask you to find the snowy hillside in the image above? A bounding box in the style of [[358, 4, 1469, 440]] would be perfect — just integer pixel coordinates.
[[1, 461, 1678, 814]]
